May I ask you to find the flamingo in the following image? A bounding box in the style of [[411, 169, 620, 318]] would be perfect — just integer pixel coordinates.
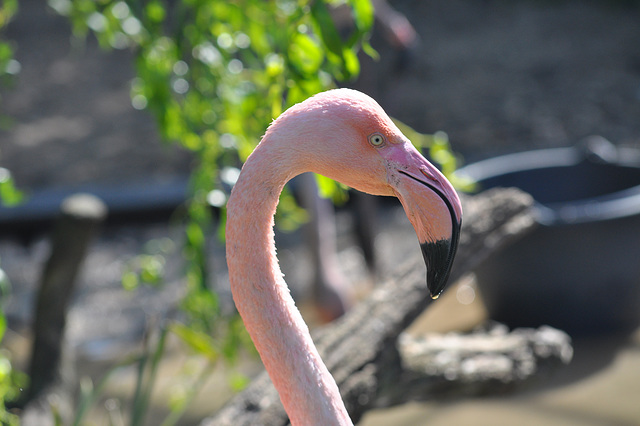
[[225, 88, 462, 425]]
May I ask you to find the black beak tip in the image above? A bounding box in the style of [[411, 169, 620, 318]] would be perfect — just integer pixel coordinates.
[[420, 235, 459, 300], [429, 287, 444, 300], [427, 272, 449, 300]]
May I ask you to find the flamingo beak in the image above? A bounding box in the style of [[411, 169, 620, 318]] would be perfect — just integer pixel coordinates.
[[388, 148, 462, 299]]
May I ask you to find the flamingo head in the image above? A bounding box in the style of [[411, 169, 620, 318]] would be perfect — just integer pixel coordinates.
[[266, 88, 463, 298]]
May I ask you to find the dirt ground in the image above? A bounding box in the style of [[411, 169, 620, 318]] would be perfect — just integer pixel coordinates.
[[1, 0, 640, 425]]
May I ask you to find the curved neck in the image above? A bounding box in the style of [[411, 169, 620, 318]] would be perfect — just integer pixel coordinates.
[[226, 141, 353, 425]]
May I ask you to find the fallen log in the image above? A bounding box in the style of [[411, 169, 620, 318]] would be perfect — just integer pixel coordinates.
[[205, 188, 567, 426], [391, 322, 572, 403]]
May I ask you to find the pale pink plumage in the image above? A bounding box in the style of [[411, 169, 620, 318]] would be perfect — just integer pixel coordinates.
[[226, 89, 462, 425]]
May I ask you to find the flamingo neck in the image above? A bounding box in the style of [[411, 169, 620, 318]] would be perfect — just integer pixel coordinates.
[[226, 141, 353, 425]]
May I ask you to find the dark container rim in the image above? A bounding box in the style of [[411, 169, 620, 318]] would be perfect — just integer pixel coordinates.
[[455, 144, 640, 226]]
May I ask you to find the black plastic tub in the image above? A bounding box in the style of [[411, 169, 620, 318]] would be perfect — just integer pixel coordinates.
[[456, 138, 640, 334]]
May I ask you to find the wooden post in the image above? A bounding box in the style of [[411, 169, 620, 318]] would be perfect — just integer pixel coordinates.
[[22, 194, 107, 423]]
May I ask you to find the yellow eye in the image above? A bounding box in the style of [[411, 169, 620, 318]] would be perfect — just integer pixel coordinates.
[[368, 133, 385, 147]]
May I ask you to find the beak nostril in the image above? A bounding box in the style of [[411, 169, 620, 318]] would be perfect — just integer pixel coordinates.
[[420, 167, 439, 182]]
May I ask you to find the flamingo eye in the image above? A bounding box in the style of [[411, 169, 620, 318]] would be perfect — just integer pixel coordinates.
[[368, 133, 385, 147]]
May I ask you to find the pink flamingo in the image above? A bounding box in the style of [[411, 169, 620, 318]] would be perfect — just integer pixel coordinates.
[[226, 89, 462, 425]]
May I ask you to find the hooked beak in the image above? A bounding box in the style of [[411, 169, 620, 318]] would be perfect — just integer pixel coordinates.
[[388, 148, 462, 299]]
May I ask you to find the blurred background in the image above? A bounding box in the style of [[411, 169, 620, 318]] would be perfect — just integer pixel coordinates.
[[1, 0, 640, 425]]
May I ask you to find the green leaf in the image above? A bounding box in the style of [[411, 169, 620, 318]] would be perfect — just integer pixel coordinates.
[[348, 0, 374, 34], [315, 174, 348, 204], [0, 168, 24, 207], [341, 46, 359, 79], [185, 222, 205, 248], [288, 32, 324, 76], [131, 326, 169, 426], [310, 1, 343, 57], [145, 0, 165, 23], [0, 313, 6, 343], [121, 270, 139, 291], [170, 323, 218, 361], [0, 0, 17, 27], [138, 255, 165, 284], [361, 39, 379, 60], [275, 189, 309, 232], [228, 371, 249, 392]]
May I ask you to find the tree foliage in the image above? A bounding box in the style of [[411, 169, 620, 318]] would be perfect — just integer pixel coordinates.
[[49, 0, 377, 332]]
